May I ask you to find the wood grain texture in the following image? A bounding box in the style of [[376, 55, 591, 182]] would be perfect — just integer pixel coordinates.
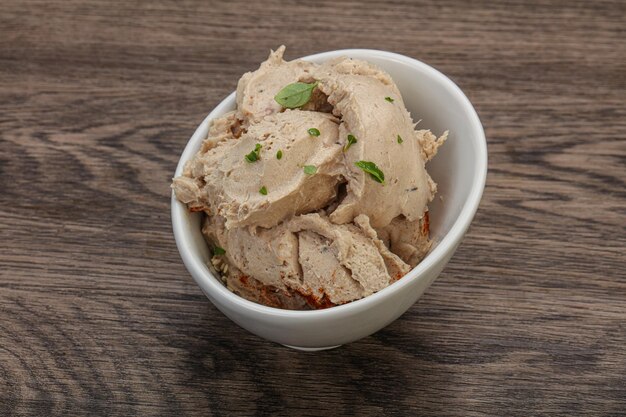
[[1, 0, 625, 415]]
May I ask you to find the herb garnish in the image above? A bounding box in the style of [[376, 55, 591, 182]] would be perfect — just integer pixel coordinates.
[[385, 96, 394, 103], [213, 246, 226, 255], [303, 165, 317, 175], [308, 128, 320, 137], [355, 160, 385, 184], [274, 81, 318, 108], [397, 134, 403, 144], [259, 186, 268, 195], [244, 143, 262, 163], [344, 134, 357, 152], [276, 149, 283, 160]]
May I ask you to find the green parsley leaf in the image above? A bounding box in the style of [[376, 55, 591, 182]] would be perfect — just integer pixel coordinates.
[[274, 81, 318, 108], [308, 128, 320, 137], [213, 246, 226, 255], [276, 149, 283, 160], [259, 186, 268, 195], [397, 134, 403, 144], [344, 134, 357, 152], [244, 143, 262, 163], [385, 96, 394, 103], [355, 160, 385, 184], [303, 165, 317, 175]]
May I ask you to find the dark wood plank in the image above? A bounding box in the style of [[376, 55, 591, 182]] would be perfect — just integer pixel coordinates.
[[1, 0, 624, 415]]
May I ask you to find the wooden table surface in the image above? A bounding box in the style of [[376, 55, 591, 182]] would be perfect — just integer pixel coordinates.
[[1, 0, 625, 415]]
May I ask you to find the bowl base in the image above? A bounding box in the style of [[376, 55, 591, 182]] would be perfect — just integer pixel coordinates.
[[282, 344, 341, 351]]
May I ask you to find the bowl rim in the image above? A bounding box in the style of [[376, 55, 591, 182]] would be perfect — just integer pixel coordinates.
[[171, 48, 487, 319]]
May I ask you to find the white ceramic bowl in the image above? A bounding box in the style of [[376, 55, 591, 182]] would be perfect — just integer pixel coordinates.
[[171, 49, 487, 350]]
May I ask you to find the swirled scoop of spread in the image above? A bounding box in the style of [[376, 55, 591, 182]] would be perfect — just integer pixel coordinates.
[[175, 110, 343, 229], [314, 58, 440, 228], [172, 46, 446, 309]]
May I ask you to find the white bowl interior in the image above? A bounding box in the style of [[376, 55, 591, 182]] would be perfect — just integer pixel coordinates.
[[173, 49, 486, 319]]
